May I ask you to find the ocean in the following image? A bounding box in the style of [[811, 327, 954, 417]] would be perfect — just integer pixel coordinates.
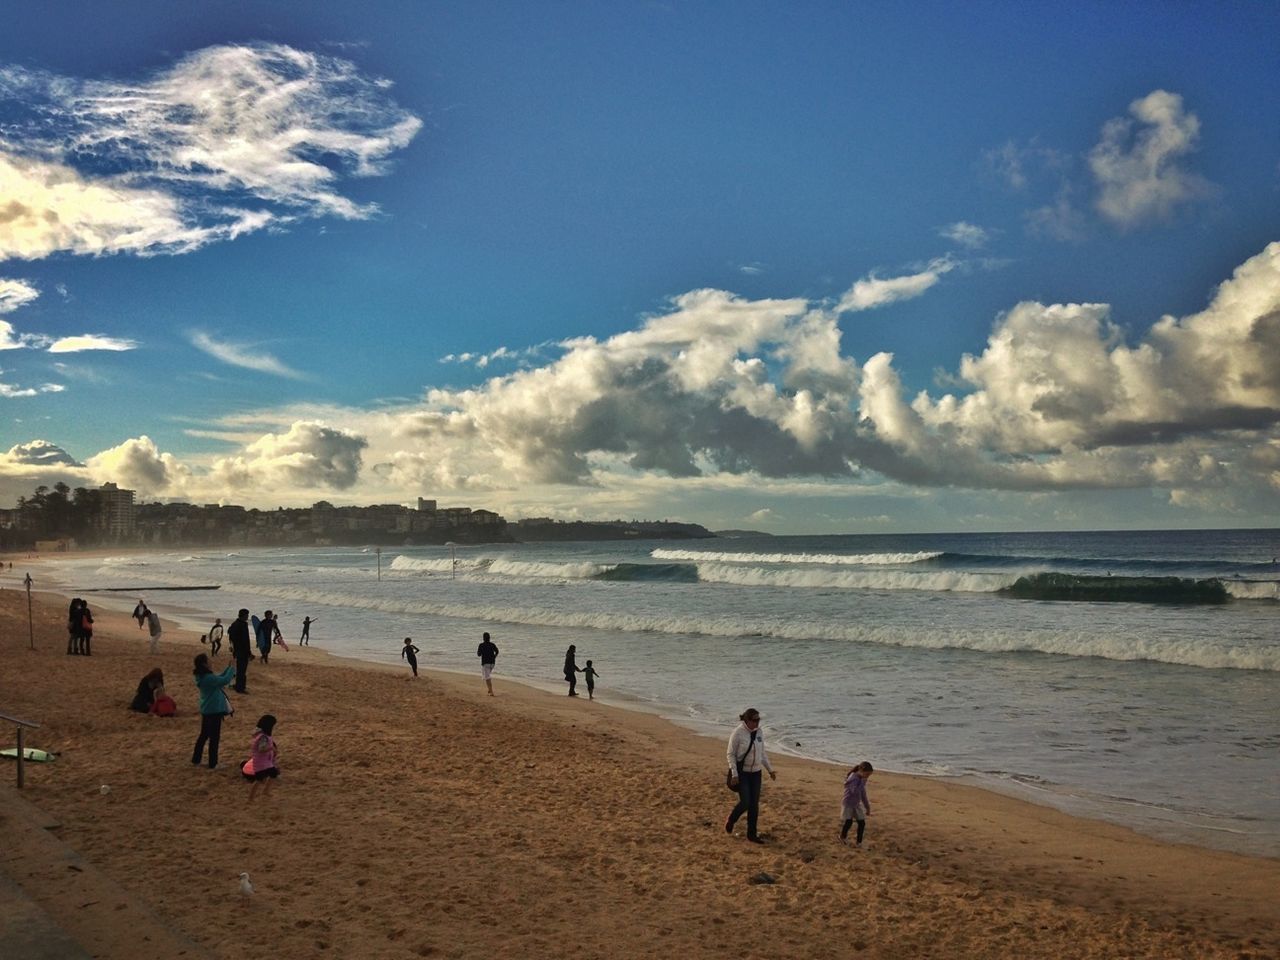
[[41, 528, 1280, 857]]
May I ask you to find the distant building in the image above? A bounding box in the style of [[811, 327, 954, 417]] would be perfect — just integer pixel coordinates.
[[99, 482, 136, 538], [417, 498, 437, 512]]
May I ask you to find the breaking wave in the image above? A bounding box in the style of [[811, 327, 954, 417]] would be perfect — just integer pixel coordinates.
[[694, 563, 1018, 593], [199, 579, 1280, 672], [651, 548, 943, 566]]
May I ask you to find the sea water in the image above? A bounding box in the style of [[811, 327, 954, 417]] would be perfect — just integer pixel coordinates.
[[40, 528, 1280, 857]]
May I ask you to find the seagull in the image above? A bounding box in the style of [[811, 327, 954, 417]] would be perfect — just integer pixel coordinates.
[[238, 872, 254, 898]]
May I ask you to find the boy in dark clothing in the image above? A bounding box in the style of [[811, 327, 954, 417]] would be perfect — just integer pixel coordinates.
[[401, 637, 420, 678], [477, 631, 499, 696], [584, 660, 601, 700]]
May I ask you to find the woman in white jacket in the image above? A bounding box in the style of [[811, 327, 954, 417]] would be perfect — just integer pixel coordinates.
[[725, 707, 775, 843]]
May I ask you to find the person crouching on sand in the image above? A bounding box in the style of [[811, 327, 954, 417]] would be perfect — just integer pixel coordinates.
[[401, 637, 420, 678], [243, 715, 280, 800], [840, 761, 874, 847], [724, 707, 775, 844]]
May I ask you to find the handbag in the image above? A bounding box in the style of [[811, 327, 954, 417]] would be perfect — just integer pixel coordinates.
[[724, 730, 757, 792]]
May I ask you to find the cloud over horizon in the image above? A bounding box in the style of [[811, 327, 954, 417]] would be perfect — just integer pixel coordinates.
[[3, 240, 1278, 520]]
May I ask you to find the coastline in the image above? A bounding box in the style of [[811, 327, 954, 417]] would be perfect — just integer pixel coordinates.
[[0, 579, 1276, 958]]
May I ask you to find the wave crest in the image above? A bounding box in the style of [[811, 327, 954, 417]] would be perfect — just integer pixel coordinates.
[[651, 548, 943, 566]]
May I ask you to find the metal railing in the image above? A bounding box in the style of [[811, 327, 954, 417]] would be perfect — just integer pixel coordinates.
[[0, 711, 41, 788]]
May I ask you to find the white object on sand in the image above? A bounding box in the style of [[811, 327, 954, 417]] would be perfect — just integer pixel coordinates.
[[99, 784, 110, 795], [238, 872, 254, 897]]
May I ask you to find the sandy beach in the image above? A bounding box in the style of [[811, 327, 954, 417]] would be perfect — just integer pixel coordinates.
[[0, 579, 1277, 960]]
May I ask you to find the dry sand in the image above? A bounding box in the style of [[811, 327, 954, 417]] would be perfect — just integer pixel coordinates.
[[0, 577, 1277, 959]]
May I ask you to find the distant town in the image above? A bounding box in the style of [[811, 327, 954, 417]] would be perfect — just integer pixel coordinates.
[[0, 482, 714, 550]]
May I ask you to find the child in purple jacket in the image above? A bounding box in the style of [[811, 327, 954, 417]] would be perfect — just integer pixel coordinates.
[[840, 761, 874, 846]]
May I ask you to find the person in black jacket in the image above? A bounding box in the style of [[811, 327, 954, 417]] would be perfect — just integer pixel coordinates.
[[228, 608, 252, 693], [563, 644, 583, 697]]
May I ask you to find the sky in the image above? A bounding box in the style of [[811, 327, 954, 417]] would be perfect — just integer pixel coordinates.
[[1, 1, 1278, 533]]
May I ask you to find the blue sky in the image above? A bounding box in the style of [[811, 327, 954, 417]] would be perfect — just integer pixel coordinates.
[[1, 1, 1278, 532]]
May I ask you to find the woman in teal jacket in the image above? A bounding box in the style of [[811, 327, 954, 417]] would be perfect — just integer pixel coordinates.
[[191, 652, 235, 769]]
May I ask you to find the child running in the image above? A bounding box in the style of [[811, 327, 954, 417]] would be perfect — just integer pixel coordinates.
[[243, 715, 281, 801], [840, 761, 874, 846], [583, 659, 601, 700], [401, 637, 420, 678]]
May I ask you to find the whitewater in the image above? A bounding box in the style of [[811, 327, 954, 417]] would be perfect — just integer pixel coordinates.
[[42, 527, 1280, 857]]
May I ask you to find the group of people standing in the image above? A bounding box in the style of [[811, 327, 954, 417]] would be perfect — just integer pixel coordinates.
[[66, 598, 94, 655]]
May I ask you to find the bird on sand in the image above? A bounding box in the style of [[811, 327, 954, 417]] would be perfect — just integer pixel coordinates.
[[238, 872, 254, 898]]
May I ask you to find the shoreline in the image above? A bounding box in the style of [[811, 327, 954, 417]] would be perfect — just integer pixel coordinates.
[[0, 582, 1277, 958], [9, 549, 1277, 858]]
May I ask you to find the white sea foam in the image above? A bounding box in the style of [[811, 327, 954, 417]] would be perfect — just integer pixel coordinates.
[[389, 555, 487, 574], [694, 562, 1017, 593], [388, 555, 614, 580], [198, 578, 1280, 672], [1224, 580, 1280, 600], [486, 558, 614, 579], [652, 548, 943, 566]]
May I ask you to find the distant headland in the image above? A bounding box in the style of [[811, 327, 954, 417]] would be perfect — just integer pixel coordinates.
[[0, 481, 713, 549]]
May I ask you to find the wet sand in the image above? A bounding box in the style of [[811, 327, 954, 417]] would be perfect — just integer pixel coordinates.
[[0, 579, 1276, 959]]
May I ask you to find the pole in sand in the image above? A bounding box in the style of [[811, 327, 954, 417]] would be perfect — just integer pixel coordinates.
[[24, 572, 33, 650], [376, 546, 382, 582]]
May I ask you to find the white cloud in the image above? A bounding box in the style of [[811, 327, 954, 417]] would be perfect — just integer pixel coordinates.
[[1088, 89, 1210, 228], [5, 243, 1278, 520], [84, 436, 191, 496], [0, 43, 421, 264], [938, 222, 988, 249], [209, 420, 367, 491], [836, 257, 956, 313], [2, 439, 81, 467], [190, 331, 304, 379], [47, 334, 138, 353], [0, 378, 63, 397], [0, 278, 39, 313]]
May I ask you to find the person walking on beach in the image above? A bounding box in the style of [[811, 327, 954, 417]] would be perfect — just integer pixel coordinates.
[[583, 660, 600, 700], [229, 608, 252, 694], [132, 600, 148, 629], [191, 653, 235, 769], [724, 708, 776, 844], [255, 611, 278, 664], [401, 637, 420, 678], [208, 618, 224, 657], [840, 762, 874, 847], [563, 645, 583, 696], [477, 631, 499, 695], [299, 615, 315, 645], [147, 608, 163, 654], [243, 715, 281, 801]]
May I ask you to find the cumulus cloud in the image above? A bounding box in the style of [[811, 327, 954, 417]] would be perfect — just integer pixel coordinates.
[[209, 420, 367, 491], [937, 222, 989, 249], [191, 331, 304, 379], [3, 439, 81, 467], [84, 436, 191, 496], [1088, 90, 1210, 228], [836, 257, 956, 313], [5, 243, 1278, 519], [0, 43, 421, 264]]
